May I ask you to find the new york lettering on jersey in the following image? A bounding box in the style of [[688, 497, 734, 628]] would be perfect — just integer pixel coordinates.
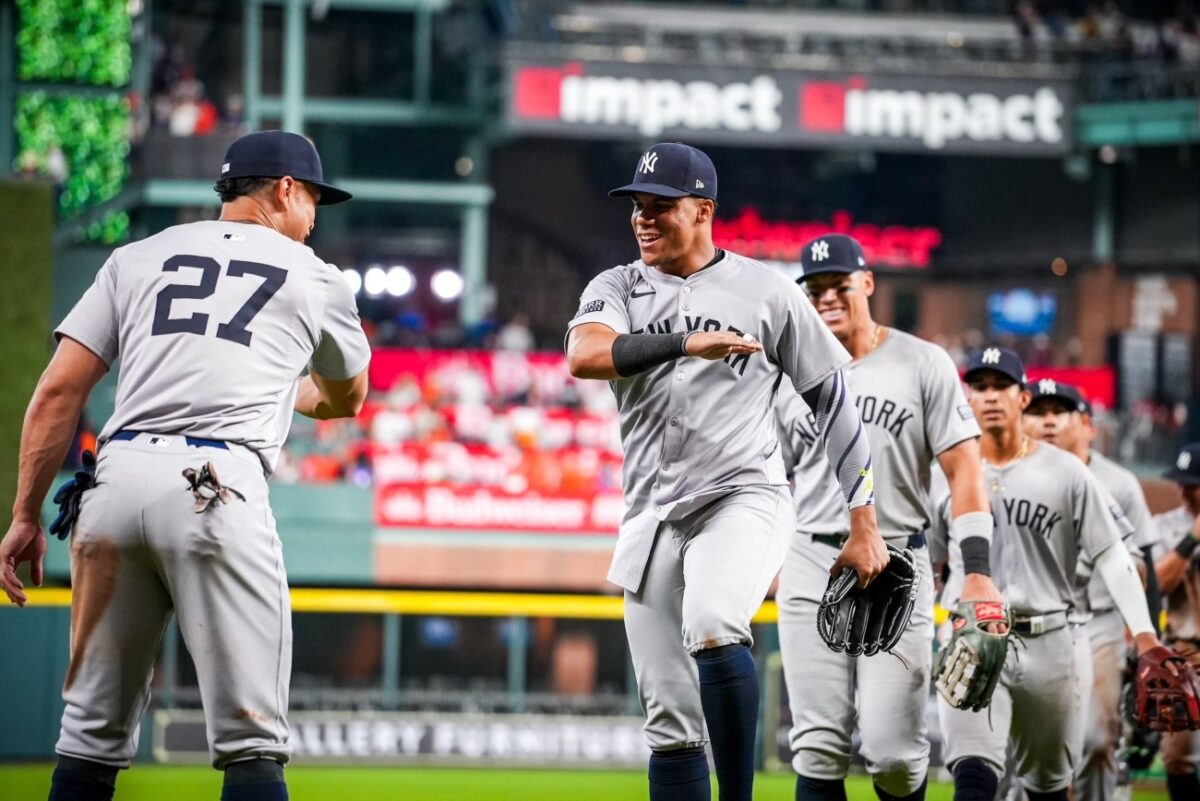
[[984, 444, 1124, 614]]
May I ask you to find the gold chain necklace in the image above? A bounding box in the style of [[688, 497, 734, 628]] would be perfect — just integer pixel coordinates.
[[983, 436, 1029, 492], [869, 324, 885, 353]]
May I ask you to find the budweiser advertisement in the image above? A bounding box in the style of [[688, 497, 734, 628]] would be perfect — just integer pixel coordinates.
[[507, 58, 1072, 156], [368, 349, 1113, 535]]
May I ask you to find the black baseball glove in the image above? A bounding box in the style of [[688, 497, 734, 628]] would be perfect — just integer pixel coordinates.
[[48, 450, 97, 540], [817, 543, 919, 657]]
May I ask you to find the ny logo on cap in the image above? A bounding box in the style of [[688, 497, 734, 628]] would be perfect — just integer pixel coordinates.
[[981, 348, 1001, 365], [1179, 451, 1193, 471], [1038, 379, 1057, 395], [811, 240, 830, 261], [638, 152, 659, 174]]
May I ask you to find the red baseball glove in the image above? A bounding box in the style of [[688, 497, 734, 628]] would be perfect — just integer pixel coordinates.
[[1136, 645, 1200, 732]]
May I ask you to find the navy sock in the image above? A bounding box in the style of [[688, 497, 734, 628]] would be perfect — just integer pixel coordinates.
[[1025, 791, 1067, 801], [694, 643, 758, 801], [649, 746, 711, 801], [875, 776, 927, 801], [221, 758, 288, 801], [951, 758, 998, 801], [795, 774, 848, 801], [48, 755, 118, 801], [1166, 773, 1200, 801]]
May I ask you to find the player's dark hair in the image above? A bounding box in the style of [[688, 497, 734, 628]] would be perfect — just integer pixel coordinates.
[[214, 176, 277, 203]]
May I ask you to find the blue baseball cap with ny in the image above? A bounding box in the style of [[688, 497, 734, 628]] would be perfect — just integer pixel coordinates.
[[609, 143, 718, 201], [218, 130, 352, 205]]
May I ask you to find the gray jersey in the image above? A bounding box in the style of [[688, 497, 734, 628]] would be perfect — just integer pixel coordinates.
[[775, 329, 979, 540], [1082, 451, 1154, 612], [938, 443, 1123, 614], [56, 220, 371, 473], [1151, 506, 1200, 641], [566, 250, 850, 590]]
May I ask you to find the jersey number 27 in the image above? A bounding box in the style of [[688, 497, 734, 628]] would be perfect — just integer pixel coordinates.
[[151, 255, 286, 347]]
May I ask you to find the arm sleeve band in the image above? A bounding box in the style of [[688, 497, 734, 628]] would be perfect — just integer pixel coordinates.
[[953, 512, 994, 575], [611, 332, 688, 377], [1175, 532, 1199, 559], [1141, 545, 1162, 636], [1095, 543, 1156, 637], [960, 537, 992, 577], [801, 370, 874, 510]]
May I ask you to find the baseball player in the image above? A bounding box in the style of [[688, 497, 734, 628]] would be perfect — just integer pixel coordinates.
[[1150, 442, 1200, 801], [0, 130, 370, 801], [934, 347, 1163, 801], [565, 143, 888, 801], [1023, 380, 1160, 801], [774, 234, 1002, 801]]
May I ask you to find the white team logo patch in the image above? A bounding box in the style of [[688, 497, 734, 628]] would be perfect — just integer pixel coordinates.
[[981, 348, 1002, 365], [1038, 379, 1057, 395], [148, 436, 173, 447], [638, 152, 659, 174], [810, 240, 830, 261], [1179, 451, 1193, 471], [221, 162, 231, 174], [695, 179, 704, 189]]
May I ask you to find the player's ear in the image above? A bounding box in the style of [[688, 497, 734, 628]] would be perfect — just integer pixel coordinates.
[[861, 270, 875, 297], [695, 198, 714, 224], [1018, 389, 1032, 411]]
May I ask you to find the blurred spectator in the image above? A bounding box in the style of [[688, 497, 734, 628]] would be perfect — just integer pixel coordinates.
[[495, 313, 536, 352]]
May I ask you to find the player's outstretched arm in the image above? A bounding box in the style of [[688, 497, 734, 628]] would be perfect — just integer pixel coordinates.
[[567, 323, 761, 381], [1155, 519, 1199, 595], [1, 337, 107, 606], [295, 368, 368, 420], [937, 439, 1005, 611]]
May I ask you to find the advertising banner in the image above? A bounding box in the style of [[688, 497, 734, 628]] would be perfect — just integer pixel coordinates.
[[507, 58, 1072, 156]]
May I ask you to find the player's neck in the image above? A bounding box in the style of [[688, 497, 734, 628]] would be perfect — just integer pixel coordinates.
[[981, 427, 1030, 465], [219, 200, 281, 235], [1073, 443, 1091, 463], [842, 319, 883, 361], [654, 242, 718, 279]]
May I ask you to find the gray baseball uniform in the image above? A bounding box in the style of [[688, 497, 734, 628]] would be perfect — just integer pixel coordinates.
[[1076, 451, 1156, 801], [567, 249, 851, 750], [52, 220, 370, 768], [936, 442, 1125, 794], [775, 329, 978, 795]]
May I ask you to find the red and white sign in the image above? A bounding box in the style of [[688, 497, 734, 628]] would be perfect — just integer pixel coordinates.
[[507, 58, 1072, 156]]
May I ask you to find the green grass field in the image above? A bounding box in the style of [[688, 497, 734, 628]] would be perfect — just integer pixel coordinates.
[[0, 765, 1173, 801]]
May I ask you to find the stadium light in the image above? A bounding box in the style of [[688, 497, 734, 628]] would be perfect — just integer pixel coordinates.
[[363, 265, 387, 297], [431, 269, 464, 301], [386, 265, 415, 297], [342, 269, 363, 295]]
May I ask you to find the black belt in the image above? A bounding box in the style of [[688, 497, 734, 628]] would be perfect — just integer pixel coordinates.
[[110, 429, 228, 450], [1011, 610, 1069, 636], [812, 532, 927, 550]]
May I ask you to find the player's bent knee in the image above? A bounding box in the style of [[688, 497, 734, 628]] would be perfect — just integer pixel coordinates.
[[869, 757, 926, 798], [792, 746, 852, 781]]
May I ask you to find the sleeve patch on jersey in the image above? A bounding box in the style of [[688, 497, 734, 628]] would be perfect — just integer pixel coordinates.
[[575, 299, 605, 318], [957, 404, 974, 420]]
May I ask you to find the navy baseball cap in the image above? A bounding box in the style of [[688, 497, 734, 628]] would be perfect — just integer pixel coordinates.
[[1164, 443, 1200, 486], [1027, 379, 1092, 415], [609, 143, 717, 201], [218, 130, 352, 205], [964, 347, 1027, 388], [799, 234, 869, 279]]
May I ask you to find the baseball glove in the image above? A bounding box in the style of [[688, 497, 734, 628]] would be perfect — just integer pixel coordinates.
[[817, 543, 919, 657], [48, 450, 97, 540], [933, 601, 1011, 712], [1135, 645, 1200, 732]]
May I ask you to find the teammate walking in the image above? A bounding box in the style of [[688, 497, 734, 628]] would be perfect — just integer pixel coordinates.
[[774, 234, 1002, 801], [936, 347, 1163, 801], [1151, 443, 1200, 801], [0, 130, 369, 801], [566, 143, 888, 801], [1023, 380, 1160, 801]]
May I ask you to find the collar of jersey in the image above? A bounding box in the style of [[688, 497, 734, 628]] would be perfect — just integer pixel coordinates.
[[640, 250, 729, 286]]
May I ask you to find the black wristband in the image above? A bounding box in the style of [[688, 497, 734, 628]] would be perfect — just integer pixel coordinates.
[[961, 536, 991, 577], [1175, 532, 1199, 559], [611, 332, 688, 377]]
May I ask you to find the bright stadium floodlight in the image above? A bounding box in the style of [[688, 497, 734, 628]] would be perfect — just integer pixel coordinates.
[[342, 269, 363, 295], [386, 265, 415, 297], [363, 265, 387, 297], [431, 269, 464, 301]]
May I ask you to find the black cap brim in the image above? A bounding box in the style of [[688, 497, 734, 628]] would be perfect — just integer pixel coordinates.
[[797, 265, 861, 281], [1163, 467, 1200, 486], [1027, 393, 1082, 411], [963, 366, 1024, 387], [308, 180, 352, 206], [609, 182, 696, 199]]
